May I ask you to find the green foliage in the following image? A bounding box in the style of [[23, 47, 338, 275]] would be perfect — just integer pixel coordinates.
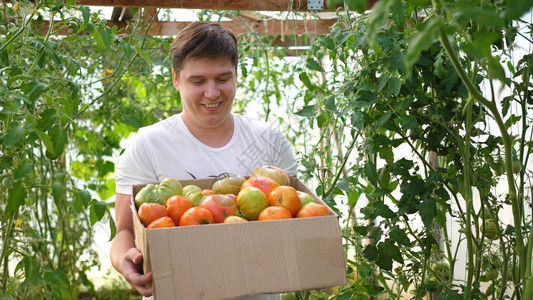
[[291, 0, 533, 298]]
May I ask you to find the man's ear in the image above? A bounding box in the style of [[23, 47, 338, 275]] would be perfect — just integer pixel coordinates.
[[172, 70, 179, 90]]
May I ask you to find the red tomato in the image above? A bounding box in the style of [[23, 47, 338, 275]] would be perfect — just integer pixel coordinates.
[[200, 194, 239, 223], [165, 195, 193, 225], [240, 176, 279, 198], [236, 186, 269, 221], [223, 216, 249, 223], [296, 202, 331, 218], [251, 165, 291, 186], [226, 193, 237, 205], [258, 206, 292, 221], [268, 186, 301, 217], [147, 216, 175, 229], [138, 202, 168, 227], [179, 207, 215, 226]]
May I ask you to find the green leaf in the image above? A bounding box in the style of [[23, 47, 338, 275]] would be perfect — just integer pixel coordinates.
[[295, 105, 317, 117], [23, 81, 48, 103], [98, 27, 111, 50], [49, 126, 68, 158], [6, 181, 26, 216], [19, 257, 42, 288], [13, 163, 32, 180], [363, 244, 378, 261], [364, 160, 378, 186], [36, 108, 57, 131], [299, 72, 315, 91], [135, 47, 152, 72], [404, 16, 441, 75], [379, 147, 394, 165], [388, 77, 401, 96], [3, 125, 24, 146], [90, 200, 107, 226], [75, 190, 92, 213], [52, 182, 64, 203], [346, 0, 367, 13], [121, 42, 133, 60], [376, 243, 393, 270], [390, 225, 410, 246], [351, 111, 366, 130], [306, 58, 325, 72], [418, 196, 436, 227], [108, 210, 116, 241], [34, 129, 56, 157], [325, 95, 337, 112], [397, 115, 419, 130], [80, 6, 91, 27], [367, 0, 398, 49], [375, 111, 392, 129], [348, 190, 360, 207], [374, 202, 396, 218]]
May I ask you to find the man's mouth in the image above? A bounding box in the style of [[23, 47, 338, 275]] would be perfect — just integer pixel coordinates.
[[203, 102, 221, 110]]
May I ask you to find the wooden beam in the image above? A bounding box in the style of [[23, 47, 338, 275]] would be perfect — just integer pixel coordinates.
[[72, 0, 377, 11], [36, 19, 336, 36]]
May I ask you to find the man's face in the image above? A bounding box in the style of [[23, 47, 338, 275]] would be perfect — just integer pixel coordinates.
[[173, 56, 237, 130]]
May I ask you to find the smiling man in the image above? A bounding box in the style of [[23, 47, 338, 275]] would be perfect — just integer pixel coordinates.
[[110, 22, 297, 299]]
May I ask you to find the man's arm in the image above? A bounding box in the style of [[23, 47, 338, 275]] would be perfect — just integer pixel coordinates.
[[110, 193, 154, 297]]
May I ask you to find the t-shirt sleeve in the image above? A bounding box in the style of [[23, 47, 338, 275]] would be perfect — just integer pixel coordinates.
[[114, 132, 159, 195], [270, 128, 298, 176]]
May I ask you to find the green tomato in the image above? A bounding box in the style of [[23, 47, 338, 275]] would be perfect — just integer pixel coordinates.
[[482, 219, 499, 240], [0, 25, 6, 35], [188, 191, 206, 207], [183, 184, 202, 198], [134, 183, 175, 207], [159, 177, 183, 196], [237, 186, 268, 221]]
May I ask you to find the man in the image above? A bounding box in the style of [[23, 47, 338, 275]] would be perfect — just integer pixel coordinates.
[[110, 22, 297, 298]]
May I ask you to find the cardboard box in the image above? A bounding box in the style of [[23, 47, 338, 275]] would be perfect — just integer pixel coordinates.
[[131, 176, 347, 300]]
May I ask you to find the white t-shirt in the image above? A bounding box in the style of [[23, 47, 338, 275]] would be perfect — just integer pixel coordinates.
[[115, 113, 297, 194]]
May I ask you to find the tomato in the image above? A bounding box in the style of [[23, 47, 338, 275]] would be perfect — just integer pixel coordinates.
[[241, 176, 279, 198], [212, 174, 246, 195], [297, 191, 315, 208], [296, 202, 331, 218], [200, 194, 239, 223], [138, 202, 168, 227], [159, 177, 183, 196], [165, 195, 193, 225], [179, 207, 214, 226], [236, 186, 269, 221], [482, 219, 499, 240], [188, 191, 206, 207], [147, 216, 175, 229], [258, 206, 292, 221], [223, 216, 249, 223], [268, 186, 301, 217], [134, 183, 175, 207], [202, 189, 215, 196], [251, 165, 290, 186], [226, 193, 237, 205], [183, 184, 202, 198]]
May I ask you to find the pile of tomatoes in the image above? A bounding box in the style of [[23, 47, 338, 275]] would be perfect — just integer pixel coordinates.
[[136, 165, 332, 229]]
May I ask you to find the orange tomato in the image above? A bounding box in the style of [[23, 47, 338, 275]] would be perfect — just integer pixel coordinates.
[[268, 186, 301, 217], [202, 189, 215, 196], [258, 206, 292, 221], [296, 202, 331, 218], [179, 207, 215, 226], [223, 216, 249, 223], [138, 202, 168, 227], [166, 195, 193, 225], [147, 216, 175, 229]]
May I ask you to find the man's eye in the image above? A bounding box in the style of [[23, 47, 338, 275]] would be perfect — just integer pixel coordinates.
[[192, 80, 205, 84], [217, 77, 229, 82]]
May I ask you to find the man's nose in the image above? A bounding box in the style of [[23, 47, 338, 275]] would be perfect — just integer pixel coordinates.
[[204, 81, 220, 99]]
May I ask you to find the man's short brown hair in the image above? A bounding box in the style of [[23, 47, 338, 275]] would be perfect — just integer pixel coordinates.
[[171, 22, 238, 75]]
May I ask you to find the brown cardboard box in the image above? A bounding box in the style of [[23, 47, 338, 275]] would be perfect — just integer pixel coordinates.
[[131, 176, 347, 300]]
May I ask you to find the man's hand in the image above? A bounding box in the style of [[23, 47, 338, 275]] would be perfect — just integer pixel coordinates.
[[120, 247, 153, 297]]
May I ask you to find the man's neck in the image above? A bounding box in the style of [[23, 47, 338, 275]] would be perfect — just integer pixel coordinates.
[[182, 114, 235, 148]]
